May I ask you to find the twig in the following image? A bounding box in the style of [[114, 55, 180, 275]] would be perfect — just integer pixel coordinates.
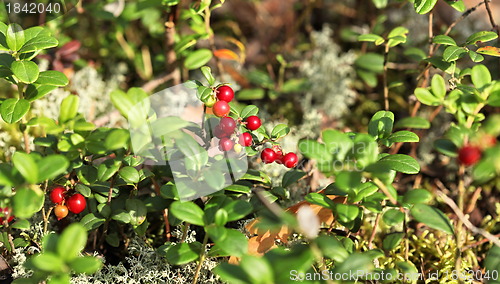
[[383, 43, 390, 110], [253, 187, 285, 218], [368, 213, 381, 249], [373, 178, 398, 205], [435, 189, 500, 248], [483, 0, 499, 34], [192, 233, 209, 284]]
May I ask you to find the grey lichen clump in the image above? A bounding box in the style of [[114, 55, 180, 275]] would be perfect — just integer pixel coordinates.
[[300, 26, 357, 119]]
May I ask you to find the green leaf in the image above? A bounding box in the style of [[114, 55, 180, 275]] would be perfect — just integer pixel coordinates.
[[160, 242, 202, 265], [332, 253, 374, 276], [11, 219, 30, 230], [431, 74, 446, 99], [12, 152, 38, 184], [358, 34, 384, 45], [414, 0, 437, 14], [240, 105, 259, 118], [184, 49, 213, 70], [315, 235, 349, 262], [305, 193, 336, 209], [434, 139, 458, 157], [476, 46, 500, 57], [394, 117, 430, 129], [322, 129, 354, 160], [414, 87, 440, 106], [432, 35, 457, 46], [57, 223, 87, 261], [355, 53, 384, 73], [382, 209, 405, 225], [270, 124, 290, 139], [388, 131, 419, 143], [59, 95, 79, 123], [372, 0, 388, 9], [25, 84, 58, 101], [34, 71, 68, 86], [201, 66, 215, 85], [383, 232, 404, 250], [0, 98, 30, 123], [76, 166, 98, 185], [468, 50, 484, 62], [126, 199, 148, 226], [471, 64, 491, 89], [170, 201, 205, 226], [36, 155, 69, 182], [410, 204, 454, 234], [442, 46, 467, 62], [104, 129, 130, 150], [69, 256, 103, 274], [223, 200, 253, 222], [118, 166, 139, 184], [237, 89, 265, 100], [80, 213, 106, 231], [12, 187, 44, 219], [465, 31, 498, 46], [18, 35, 58, 53], [216, 229, 248, 257], [368, 111, 394, 139], [282, 170, 306, 188], [6, 24, 25, 51], [335, 204, 360, 223], [31, 253, 64, 272], [485, 245, 500, 284], [240, 255, 274, 284], [298, 139, 331, 163], [403, 189, 433, 204], [445, 0, 465, 12], [213, 263, 249, 284], [11, 60, 39, 83], [375, 154, 420, 174]]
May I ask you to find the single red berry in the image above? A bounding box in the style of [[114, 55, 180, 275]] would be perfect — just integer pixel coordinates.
[[261, 148, 277, 164], [219, 117, 237, 135], [50, 186, 66, 204], [0, 207, 14, 224], [219, 137, 235, 151], [213, 101, 230, 117], [458, 145, 482, 166], [282, 152, 299, 168], [216, 85, 234, 102], [54, 205, 69, 220], [239, 132, 253, 147], [246, 116, 261, 131], [67, 194, 86, 214]]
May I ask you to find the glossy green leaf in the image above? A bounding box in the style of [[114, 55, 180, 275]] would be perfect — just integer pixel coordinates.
[[431, 74, 446, 99], [442, 46, 467, 62], [414, 87, 440, 106], [376, 154, 420, 174], [216, 229, 248, 257], [223, 200, 252, 222], [432, 35, 457, 46], [240, 105, 259, 118], [25, 84, 58, 101], [184, 49, 212, 70], [201, 66, 215, 85], [80, 213, 106, 231], [465, 31, 498, 46], [160, 242, 202, 265], [355, 53, 384, 73], [69, 256, 103, 274], [36, 155, 69, 182], [468, 50, 484, 62], [59, 95, 79, 123], [270, 124, 290, 139], [414, 0, 437, 14], [403, 189, 433, 204], [19, 35, 58, 54], [6, 23, 25, 51], [12, 187, 44, 219], [335, 204, 360, 223], [358, 34, 384, 45], [11, 60, 39, 83], [0, 98, 30, 123], [410, 204, 454, 234], [382, 209, 405, 225], [471, 64, 491, 89], [126, 199, 148, 226], [170, 201, 205, 226], [394, 116, 430, 129], [34, 71, 68, 86], [57, 223, 87, 261], [368, 111, 394, 139], [12, 152, 38, 184], [388, 131, 419, 143], [282, 170, 306, 188]]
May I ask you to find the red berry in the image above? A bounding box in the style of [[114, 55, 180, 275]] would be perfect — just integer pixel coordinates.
[[219, 117, 237, 135], [213, 101, 230, 117], [458, 145, 482, 166], [261, 148, 277, 164], [282, 152, 299, 168], [274, 149, 284, 164], [216, 85, 234, 102], [50, 186, 66, 204], [213, 125, 228, 139], [67, 194, 86, 214], [239, 132, 253, 147], [54, 205, 69, 220], [219, 137, 235, 151], [0, 207, 14, 224], [246, 116, 261, 131]]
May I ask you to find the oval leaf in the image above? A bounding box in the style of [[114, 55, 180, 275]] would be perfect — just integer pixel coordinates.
[[0, 98, 30, 123], [410, 204, 454, 234], [11, 60, 39, 83]]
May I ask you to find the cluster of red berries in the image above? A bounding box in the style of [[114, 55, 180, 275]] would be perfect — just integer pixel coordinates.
[[0, 207, 14, 224], [209, 85, 234, 118], [205, 85, 299, 168], [261, 146, 298, 168], [50, 186, 87, 220], [457, 134, 497, 166]]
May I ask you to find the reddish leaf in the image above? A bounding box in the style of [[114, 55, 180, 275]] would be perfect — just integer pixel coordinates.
[[214, 49, 240, 61], [476, 46, 500, 57]]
